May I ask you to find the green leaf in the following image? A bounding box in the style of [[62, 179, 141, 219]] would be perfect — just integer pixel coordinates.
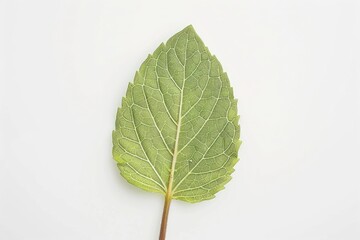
[[112, 25, 240, 204]]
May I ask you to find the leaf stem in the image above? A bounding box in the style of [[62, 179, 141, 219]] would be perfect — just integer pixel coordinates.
[[159, 193, 172, 240]]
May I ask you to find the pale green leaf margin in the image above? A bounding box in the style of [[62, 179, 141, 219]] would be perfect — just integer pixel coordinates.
[[112, 25, 241, 203]]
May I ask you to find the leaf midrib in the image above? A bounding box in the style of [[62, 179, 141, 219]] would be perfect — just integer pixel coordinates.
[[165, 32, 189, 197]]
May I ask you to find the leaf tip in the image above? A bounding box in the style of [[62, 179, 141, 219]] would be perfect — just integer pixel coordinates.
[[181, 24, 198, 35], [185, 24, 195, 31]]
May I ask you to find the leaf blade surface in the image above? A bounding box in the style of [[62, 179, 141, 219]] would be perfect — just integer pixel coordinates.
[[113, 25, 240, 203]]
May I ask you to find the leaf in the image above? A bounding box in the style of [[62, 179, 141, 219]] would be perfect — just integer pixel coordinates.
[[112, 25, 240, 204]]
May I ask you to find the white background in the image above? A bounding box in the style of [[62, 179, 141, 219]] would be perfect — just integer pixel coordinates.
[[0, 0, 359, 239]]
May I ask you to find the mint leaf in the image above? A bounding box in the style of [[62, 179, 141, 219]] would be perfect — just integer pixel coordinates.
[[112, 25, 241, 239]]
